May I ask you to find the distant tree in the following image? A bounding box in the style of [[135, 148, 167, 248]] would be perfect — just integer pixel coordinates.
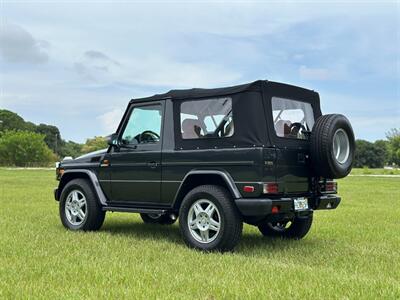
[[59, 140, 83, 158], [25, 121, 37, 132], [0, 131, 56, 167], [374, 139, 390, 165], [81, 136, 108, 154], [0, 110, 28, 131], [354, 139, 386, 168], [386, 128, 400, 166], [0, 110, 64, 155], [35, 123, 62, 153]]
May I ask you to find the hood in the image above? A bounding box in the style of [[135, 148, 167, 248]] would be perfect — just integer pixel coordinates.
[[75, 148, 108, 160], [62, 148, 108, 165]]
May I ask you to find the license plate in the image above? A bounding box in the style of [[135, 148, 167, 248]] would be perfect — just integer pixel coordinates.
[[294, 197, 308, 211]]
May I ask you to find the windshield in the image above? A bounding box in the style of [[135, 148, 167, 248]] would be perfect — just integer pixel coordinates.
[[272, 97, 315, 140]]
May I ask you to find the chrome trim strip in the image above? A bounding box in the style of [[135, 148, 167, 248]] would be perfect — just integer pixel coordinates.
[[235, 181, 264, 184], [109, 161, 254, 167], [163, 161, 254, 166], [62, 162, 99, 168], [109, 162, 149, 167], [98, 180, 181, 183]]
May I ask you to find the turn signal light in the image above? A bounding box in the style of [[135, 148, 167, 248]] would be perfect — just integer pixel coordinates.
[[263, 182, 279, 194], [56, 167, 64, 180]]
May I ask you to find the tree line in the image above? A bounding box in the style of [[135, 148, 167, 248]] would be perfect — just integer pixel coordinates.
[[0, 109, 399, 168], [0, 109, 107, 167], [354, 129, 400, 168]]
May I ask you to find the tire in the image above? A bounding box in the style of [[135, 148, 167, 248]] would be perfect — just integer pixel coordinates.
[[140, 213, 176, 225], [179, 185, 243, 252], [258, 214, 313, 239], [59, 178, 105, 231], [310, 114, 355, 179]]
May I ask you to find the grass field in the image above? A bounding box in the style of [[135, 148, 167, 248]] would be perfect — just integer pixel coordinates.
[[0, 169, 399, 299], [350, 168, 400, 176]]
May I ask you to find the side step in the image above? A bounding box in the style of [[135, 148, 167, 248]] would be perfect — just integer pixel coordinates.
[[102, 206, 168, 214]]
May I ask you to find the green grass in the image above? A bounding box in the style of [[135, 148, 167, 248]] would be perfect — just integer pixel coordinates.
[[351, 167, 400, 175], [0, 169, 399, 299]]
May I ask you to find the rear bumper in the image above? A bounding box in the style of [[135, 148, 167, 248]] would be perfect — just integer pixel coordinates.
[[235, 194, 341, 217]]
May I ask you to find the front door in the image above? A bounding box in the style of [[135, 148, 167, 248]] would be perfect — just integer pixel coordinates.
[[108, 102, 163, 205]]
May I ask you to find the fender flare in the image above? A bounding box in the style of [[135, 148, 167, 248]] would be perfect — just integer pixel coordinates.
[[172, 170, 241, 207], [58, 169, 108, 206]]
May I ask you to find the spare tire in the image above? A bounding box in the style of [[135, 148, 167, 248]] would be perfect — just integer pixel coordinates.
[[310, 114, 355, 179]]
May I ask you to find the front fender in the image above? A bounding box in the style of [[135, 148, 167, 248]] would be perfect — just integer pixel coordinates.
[[56, 169, 108, 206]]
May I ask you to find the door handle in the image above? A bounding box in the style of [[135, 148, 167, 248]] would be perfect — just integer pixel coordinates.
[[147, 161, 158, 169]]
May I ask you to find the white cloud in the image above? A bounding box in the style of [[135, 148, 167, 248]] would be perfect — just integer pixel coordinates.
[[96, 108, 124, 135], [121, 58, 242, 88], [0, 1, 398, 142], [0, 23, 49, 64], [299, 66, 331, 81], [73, 49, 242, 88], [84, 50, 120, 66]]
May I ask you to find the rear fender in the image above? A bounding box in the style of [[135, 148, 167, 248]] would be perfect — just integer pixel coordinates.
[[172, 170, 241, 209]]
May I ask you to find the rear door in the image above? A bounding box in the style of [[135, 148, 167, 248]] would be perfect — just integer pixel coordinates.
[[263, 83, 322, 193], [108, 102, 164, 205]]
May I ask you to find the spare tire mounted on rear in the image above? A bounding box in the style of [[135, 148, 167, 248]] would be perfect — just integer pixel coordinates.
[[310, 114, 355, 179]]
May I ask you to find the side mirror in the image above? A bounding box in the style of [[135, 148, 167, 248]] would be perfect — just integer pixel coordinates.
[[106, 133, 119, 147]]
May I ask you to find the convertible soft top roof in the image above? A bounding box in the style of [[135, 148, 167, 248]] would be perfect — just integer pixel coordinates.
[[117, 80, 320, 150], [129, 80, 316, 103]]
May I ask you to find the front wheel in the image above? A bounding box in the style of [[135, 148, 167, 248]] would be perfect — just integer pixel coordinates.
[[59, 179, 105, 231], [258, 214, 313, 239], [179, 185, 243, 252]]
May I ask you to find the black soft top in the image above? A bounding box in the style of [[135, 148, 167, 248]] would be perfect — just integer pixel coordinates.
[[123, 80, 320, 149], [130, 80, 316, 103]]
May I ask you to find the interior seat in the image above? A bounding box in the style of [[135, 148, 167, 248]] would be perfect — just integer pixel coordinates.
[[182, 119, 202, 139]]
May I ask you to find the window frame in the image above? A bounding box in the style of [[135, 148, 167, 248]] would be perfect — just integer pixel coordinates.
[[179, 97, 235, 140], [117, 101, 164, 151], [270, 96, 315, 141]]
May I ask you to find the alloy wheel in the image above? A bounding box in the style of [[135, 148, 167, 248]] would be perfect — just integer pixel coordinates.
[[333, 128, 350, 164], [187, 199, 221, 243], [65, 190, 87, 226]]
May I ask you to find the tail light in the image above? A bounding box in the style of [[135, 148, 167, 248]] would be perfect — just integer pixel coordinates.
[[243, 186, 255, 193], [263, 182, 279, 194], [271, 206, 280, 214], [320, 180, 337, 193]]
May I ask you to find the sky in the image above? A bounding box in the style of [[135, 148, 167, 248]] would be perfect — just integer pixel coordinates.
[[0, 1, 399, 143]]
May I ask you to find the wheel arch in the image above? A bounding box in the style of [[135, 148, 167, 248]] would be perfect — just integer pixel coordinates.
[[172, 170, 241, 210], [57, 169, 107, 206]]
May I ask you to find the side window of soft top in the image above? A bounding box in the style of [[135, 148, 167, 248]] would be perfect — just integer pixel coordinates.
[[272, 97, 314, 140], [180, 97, 234, 139]]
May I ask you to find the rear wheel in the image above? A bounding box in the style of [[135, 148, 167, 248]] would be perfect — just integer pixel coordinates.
[[140, 213, 176, 225], [59, 179, 105, 231], [258, 214, 313, 239], [179, 185, 243, 252]]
